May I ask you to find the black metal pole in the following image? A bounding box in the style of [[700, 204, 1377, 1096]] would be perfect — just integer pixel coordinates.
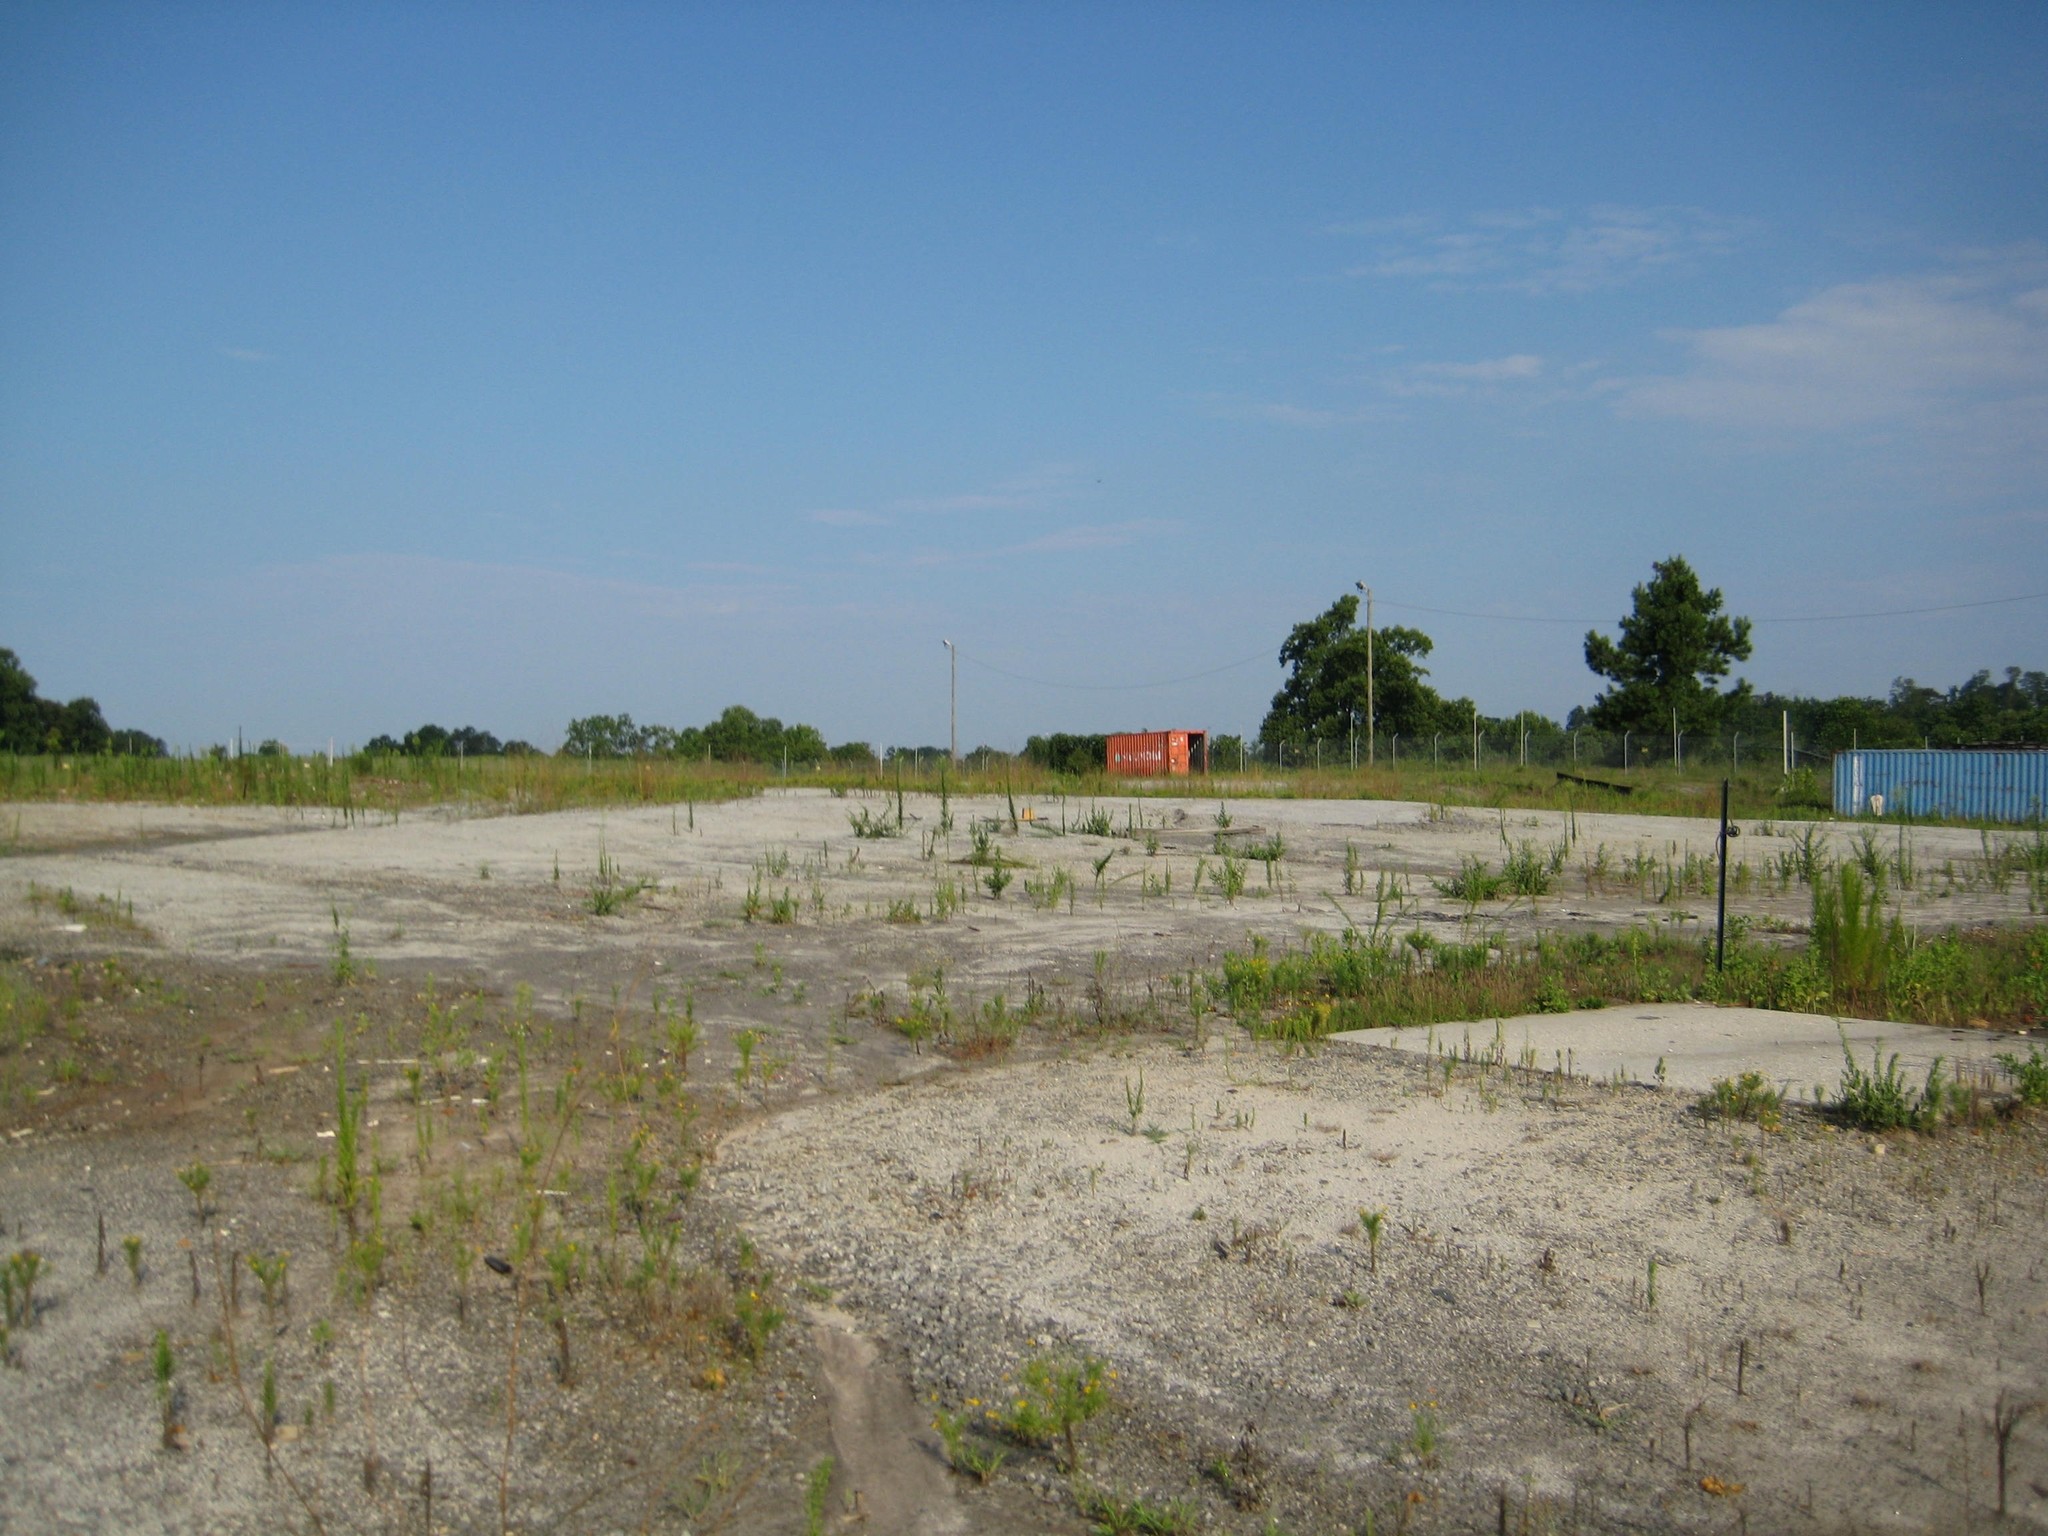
[[1715, 778, 1731, 972]]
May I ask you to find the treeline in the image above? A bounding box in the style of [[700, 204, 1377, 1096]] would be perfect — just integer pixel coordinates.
[[1725, 669, 2048, 752], [361, 725, 538, 758], [0, 648, 163, 756]]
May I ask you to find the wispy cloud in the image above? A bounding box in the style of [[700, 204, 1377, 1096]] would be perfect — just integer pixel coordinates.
[[905, 519, 1176, 567], [1412, 354, 1543, 382], [891, 463, 1089, 515], [1199, 395, 1398, 428], [1336, 205, 1753, 294], [1619, 253, 2048, 432], [1382, 354, 1547, 398]]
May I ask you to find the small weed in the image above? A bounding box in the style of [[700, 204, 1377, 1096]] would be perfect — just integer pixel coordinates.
[[1435, 857, 1504, 903], [1357, 1208, 1387, 1273], [1403, 1399, 1442, 1466], [846, 804, 899, 839], [152, 1329, 178, 1448], [329, 907, 356, 986], [997, 1350, 1112, 1471], [732, 1285, 785, 1362], [588, 840, 649, 915], [177, 1163, 211, 1223], [934, 1406, 1009, 1482], [1996, 1046, 2048, 1107], [1703, 1071, 1784, 1132], [1, 1249, 44, 1328], [1078, 1486, 1199, 1535], [247, 1251, 289, 1318], [803, 1456, 835, 1536]]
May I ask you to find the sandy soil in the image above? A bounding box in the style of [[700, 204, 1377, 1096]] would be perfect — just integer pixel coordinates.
[[1, 790, 2043, 1535]]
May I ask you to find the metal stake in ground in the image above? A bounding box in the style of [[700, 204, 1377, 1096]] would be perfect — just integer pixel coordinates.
[[1716, 778, 1731, 972], [942, 639, 957, 770]]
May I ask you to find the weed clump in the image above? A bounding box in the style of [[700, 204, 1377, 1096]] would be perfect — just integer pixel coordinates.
[[997, 1350, 1113, 1472], [1702, 1071, 1784, 1132], [1997, 1046, 2048, 1107], [1832, 1033, 1946, 1132]]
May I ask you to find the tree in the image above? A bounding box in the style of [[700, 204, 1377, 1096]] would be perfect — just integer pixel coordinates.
[[1583, 557, 1752, 739], [560, 714, 648, 759], [0, 649, 42, 751], [1024, 733, 1108, 775], [1259, 595, 1445, 753]]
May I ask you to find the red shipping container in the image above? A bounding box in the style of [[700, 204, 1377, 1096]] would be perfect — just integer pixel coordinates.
[[1106, 730, 1208, 777]]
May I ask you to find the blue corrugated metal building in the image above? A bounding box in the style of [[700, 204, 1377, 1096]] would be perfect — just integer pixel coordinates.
[[1834, 749, 2048, 823]]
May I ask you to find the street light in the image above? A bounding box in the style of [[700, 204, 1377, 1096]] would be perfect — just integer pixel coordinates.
[[1353, 581, 1374, 766], [941, 640, 957, 770]]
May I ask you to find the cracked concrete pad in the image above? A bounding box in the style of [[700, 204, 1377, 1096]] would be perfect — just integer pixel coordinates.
[[1333, 1003, 2036, 1098]]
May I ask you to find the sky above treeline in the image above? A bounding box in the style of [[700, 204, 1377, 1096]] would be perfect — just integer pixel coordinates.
[[3, 4, 2045, 753]]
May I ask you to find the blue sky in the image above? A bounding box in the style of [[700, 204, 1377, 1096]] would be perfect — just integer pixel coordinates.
[[3, 3, 2045, 753]]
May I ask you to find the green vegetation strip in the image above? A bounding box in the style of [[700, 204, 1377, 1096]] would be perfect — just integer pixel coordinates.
[[1217, 916, 2048, 1045]]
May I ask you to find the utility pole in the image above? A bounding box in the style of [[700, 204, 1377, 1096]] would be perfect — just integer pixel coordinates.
[[942, 640, 957, 769], [1354, 582, 1374, 766]]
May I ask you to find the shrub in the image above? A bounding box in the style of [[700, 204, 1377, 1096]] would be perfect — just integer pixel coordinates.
[[1435, 856, 1505, 902], [1812, 864, 1901, 1006], [998, 1351, 1112, 1471], [1834, 1033, 1945, 1132], [1703, 1071, 1783, 1131], [1997, 1046, 2048, 1107]]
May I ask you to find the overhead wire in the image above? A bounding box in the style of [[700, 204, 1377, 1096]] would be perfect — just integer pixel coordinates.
[[952, 590, 2047, 692], [1379, 590, 2048, 626]]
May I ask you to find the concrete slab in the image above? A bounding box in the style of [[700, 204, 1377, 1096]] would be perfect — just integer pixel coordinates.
[[1329, 1004, 2039, 1101]]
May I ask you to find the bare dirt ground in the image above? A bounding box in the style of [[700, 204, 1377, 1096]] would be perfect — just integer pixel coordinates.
[[0, 789, 2043, 1534]]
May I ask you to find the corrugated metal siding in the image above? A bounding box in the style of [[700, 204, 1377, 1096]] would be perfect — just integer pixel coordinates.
[[1833, 749, 2048, 823], [1106, 730, 1205, 776]]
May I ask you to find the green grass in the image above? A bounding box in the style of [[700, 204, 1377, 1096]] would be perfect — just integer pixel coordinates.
[[1217, 921, 2048, 1043], [0, 747, 1952, 825]]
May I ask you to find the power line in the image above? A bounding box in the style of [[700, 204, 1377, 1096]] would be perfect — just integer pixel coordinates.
[[1380, 590, 2048, 626], [952, 588, 2048, 694], [958, 648, 1272, 692]]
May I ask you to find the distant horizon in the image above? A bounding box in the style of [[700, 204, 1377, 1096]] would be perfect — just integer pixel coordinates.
[[21, 638, 2040, 760], [5, 7, 2045, 751]]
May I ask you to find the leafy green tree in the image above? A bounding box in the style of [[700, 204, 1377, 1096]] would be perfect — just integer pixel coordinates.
[[560, 714, 648, 758], [55, 697, 112, 754], [0, 649, 125, 753], [1023, 733, 1109, 775], [1259, 595, 1444, 752], [1583, 557, 1752, 739], [401, 723, 451, 757], [780, 722, 827, 765], [703, 705, 778, 762]]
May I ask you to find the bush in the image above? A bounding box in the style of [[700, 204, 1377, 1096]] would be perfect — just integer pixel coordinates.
[[997, 1351, 1112, 1471], [1704, 1071, 1784, 1131], [1833, 1032, 1945, 1132], [1997, 1046, 2048, 1107], [1434, 856, 1505, 902]]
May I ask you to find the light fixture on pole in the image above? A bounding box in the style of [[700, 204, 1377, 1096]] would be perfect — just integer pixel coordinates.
[[942, 639, 957, 769], [1354, 581, 1374, 765]]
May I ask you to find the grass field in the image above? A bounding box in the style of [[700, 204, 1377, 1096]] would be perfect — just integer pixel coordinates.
[[0, 748, 1855, 824]]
